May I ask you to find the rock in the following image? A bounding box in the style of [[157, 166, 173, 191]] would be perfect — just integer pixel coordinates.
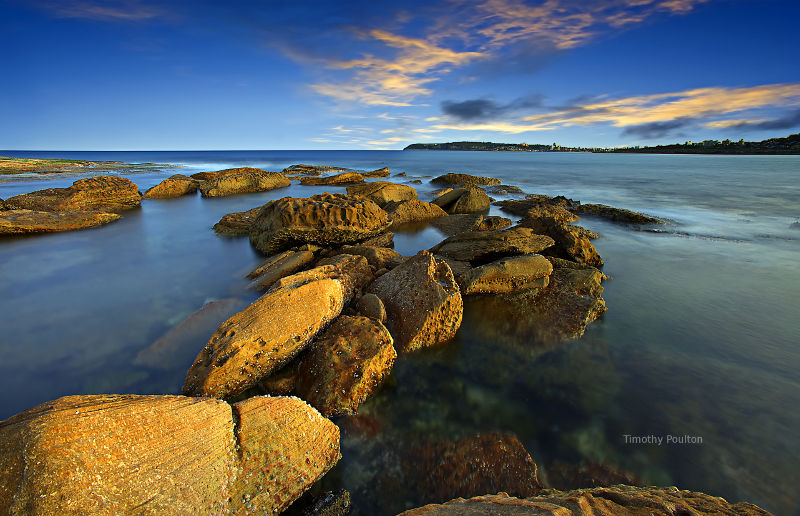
[[476, 215, 511, 231], [496, 195, 579, 216], [574, 226, 600, 240], [790, 220, 800, 230], [430, 188, 453, 197], [459, 254, 553, 295], [524, 204, 579, 223], [182, 269, 350, 399], [282, 164, 348, 176], [546, 256, 599, 271], [303, 489, 352, 516], [300, 172, 365, 186], [430, 227, 554, 264], [281, 255, 373, 302], [431, 173, 501, 187], [0, 394, 340, 515], [545, 460, 641, 491], [249, 194, 390, 254], [190, 166, 267, 181], [199, 169, 290, 197], [356, 293, 386, 322], [346, 181, 417, 207], [362, 167, 391, 178], [366, 251, 462, 352], [394, 172, 407, 177], [213, 206, 263, 236], [135, 298, 248, 370], [399, 485, 771, 515], [247, 250, 316, 290], [384, 199, 447, 226], [0, 209, 121, 235], [430, 214, 485, 236], [296, 315, 396, 416], [142, 174, 199, 199], [517, 217, 602, 267], [484, 184, 524, 195], [410, 179, 422, 184], [257, 362, 300, 395], [361, 231, 395, 248], [573, 203, 661, 224], [432, 187, 490, 214], [5, 176, 141, 212], [0, 198, 8, 211], [338, 245, 403, 270]]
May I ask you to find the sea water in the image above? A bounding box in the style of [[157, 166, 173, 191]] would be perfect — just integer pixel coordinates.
[[0, 150, 798, 514]]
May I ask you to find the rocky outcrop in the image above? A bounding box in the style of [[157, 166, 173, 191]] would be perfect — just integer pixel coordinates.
[[573, 203, 662, 224], [281, 164, 348, 176], [135, 298, 248, 370], [346, 181, 417, 207], [399, 486, 771, 515], [199, 169, 289, 197], [484, 184, 524, 195], [247, 249, 316, 290], [142, 174, 199, 199], [276, 254, 373, 303], [432, 187, 490, 214], [366, 251, 462, 352], [0, 209, 121, 235], [300, 172, 364, 186], [361, 231, 395, 248], [249, 194, 390, 254], [430, 227, 554, 264], [5, 176, 141, 212], [384, 199, 447, 226], [0, 394, 340, 515], [459, 254, 553, 295], [363, 167, 391, 178], [431, 173, 501, 187], [430, 214, 485, 236], [295, 316, 396, 416], [213, 206, 263, 236], [183, 265, 353, 398], [523, 204, 579, 223], [496, 195, 579, 216], [190, 166, 267, 181], [477, 215, 512, 231], [337, 245, 404, 270], [518, 217, 603, 267]]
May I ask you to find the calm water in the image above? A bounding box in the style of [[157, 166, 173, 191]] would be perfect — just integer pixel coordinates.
[[1, 150, 799, 515]]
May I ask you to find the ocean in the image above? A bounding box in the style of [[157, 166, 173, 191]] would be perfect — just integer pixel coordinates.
[[1, 150, 798, 514]]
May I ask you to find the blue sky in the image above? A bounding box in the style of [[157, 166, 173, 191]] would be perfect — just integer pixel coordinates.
[[1, 0, 799, 150]]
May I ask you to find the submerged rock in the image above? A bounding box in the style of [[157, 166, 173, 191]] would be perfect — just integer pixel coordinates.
[[366, 251, 462, 352], [399, 486, 771, 515], [362, 166, 391, 178], [0, 209, 121, 235], [300, 172, 365, 186], [0, 394, 340, 515], [385, 199, 448, 226], [247, 249, 316, 290], [249, 193, 390, 254], [430, 227, 554, 264], [346, 181, 417, 207], [142, 174, 199, 199], [432, 187, 490, 214], [213, 206, 263, 236], [431, 173, 501, 187], [5, 176, 141, 212], [199, 169, 289, 197], [574, 203, 662, 224], [296, 315, 396, 416], [459, 254, 553, 295]]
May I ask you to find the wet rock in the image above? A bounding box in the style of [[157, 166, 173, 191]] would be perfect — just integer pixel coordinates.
[[524, 204, 579, 223], [431, 187, 453, 197], [258, 362, 299, 395], [459, 254, 553, 295], [304, 489, 352, 516], [135, 298, 248, 371], [199, 169, 290, 197], [338, 245, 403, 270], [282, 164, 348, 176], [296, 315, 396, 416], [430, 214, 485, 236], [484, 184, 524, 195], [518, 217, 603, 267], [574, 203, 661, 224], [247, 250, 316, 290], [410, 179, 422, 184], [366, 251, 462, 352], [476, 215, 511, 231], [399, 486, 771, 515], [300, 172, 365, 186], [361, 231, 395, 248], [546, 256, 600, 271], [346, 181, 417, 207], [356, 293, 386, 323], [213, 206, 263, 236], [142, 174, 199, 199], [5, 176, 141, 212], [363, 167, 391, 178], [385, 199, 447, 226], [249, 194, 390, 254], [190, 166, 266, 181], [545, 460, 641, 491], [182, 268, 350, 398], [496, 195, 579, 215], [0, 209, 121, 235], [285, 255, 373, 302], [432, 187, 490, 214], [431, 173, 501, 187], [0, 394, 340, 515], [430, 227, 554, 264]]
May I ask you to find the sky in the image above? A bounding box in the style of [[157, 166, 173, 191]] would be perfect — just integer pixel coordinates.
[[1, 0, 799, 150]]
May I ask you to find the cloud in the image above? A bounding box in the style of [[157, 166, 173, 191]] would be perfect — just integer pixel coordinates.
[[441, 94, 544, 121], [34, 0, 161, 21], [621, 118, 693, 138], [705, 109, 800, 132]]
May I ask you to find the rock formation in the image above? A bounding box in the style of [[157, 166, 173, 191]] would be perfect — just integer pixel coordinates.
[[5, 176, 141, 212]]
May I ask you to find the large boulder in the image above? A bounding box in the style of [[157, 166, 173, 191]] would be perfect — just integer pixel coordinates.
[[248, 194, 390, 254], [430, 227, 554, 264], [573, 203, 662, 224], [0, 209, 121, 235], [295, 315, 396, 416], [458, 254, 553, 295], [142, 174, 199, 199], [213, 206, 263, 236], [518, 217, 603, 267], [183, 266, 353, 399], [5, 176, 141, 212], [432, 187, 490, 214], [366, 251, 462, 352], [0, 394, 340, 515], [346, 181, 417, 207], [300, 172, 364, 185], [431, 173, 501, 187], [384, 199, 447, 226], [199, 169, 289, 197], [399, 486, 771, 515]]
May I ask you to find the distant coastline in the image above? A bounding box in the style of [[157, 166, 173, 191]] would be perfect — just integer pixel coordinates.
[[404, 133, 800, 155]]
